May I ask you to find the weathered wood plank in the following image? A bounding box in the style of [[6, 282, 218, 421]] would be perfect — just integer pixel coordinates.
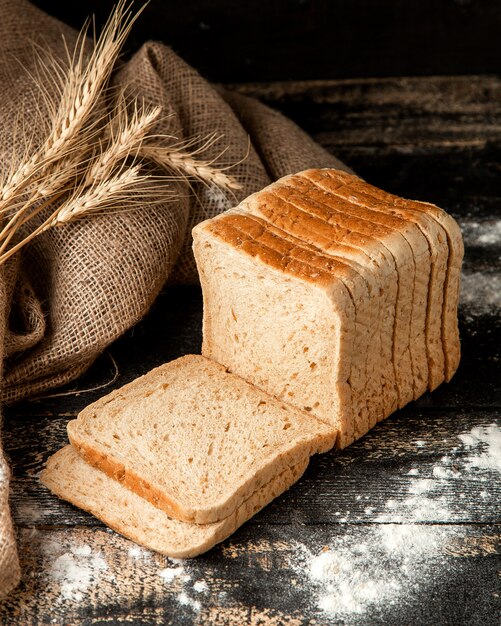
[[1, 525, 499, 625], [232, 76, 501, 211]]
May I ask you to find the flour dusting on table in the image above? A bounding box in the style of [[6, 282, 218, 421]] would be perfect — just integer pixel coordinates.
[[47, 542, 107, 602], [458, 423, 501, 472], [460, 272, 501, 319], [457, 215, 501, 320], [159, 559, 209, 612], [459, 217, 501, 247], [290, 421, 500, 619]]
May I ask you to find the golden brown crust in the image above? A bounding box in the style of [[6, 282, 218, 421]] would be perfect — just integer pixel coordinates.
[[206, 215, 335, 287], [207, 212, 378, 293], [280, 177, 415, 234]]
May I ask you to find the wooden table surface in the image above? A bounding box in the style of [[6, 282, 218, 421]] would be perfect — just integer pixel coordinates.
[[0, 76, 500, 625]]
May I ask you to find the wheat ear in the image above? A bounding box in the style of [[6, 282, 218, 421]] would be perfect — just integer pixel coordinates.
[[0, 0, 143, 209], [141, 143, 242, 191], [86, 101, 162, 184], [0, 166, 170, 266]]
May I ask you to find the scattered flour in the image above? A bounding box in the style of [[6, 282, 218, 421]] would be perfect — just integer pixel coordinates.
[[432, 465, 458, 479], [16, 501, 46, 524], [200, 185, 233, 214], [160, 566, 185, 582], [178, 592, 201, 612], [159, 560, 209, 612], [0, 458, 7, 485], [459, 218, 501, 247], [128, 545, 151, 560], [458, 423, 501, 472], [193, 580, 209, 593], [48, 543, 107, 602], [455, 217, 501, 319], [292, 523, 455, 618], [290, 421, 500, 620], [460, 272, 501, 319]]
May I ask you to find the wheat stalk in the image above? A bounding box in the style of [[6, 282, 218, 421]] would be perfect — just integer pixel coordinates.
[[0, 1, 244, 266], [0, 0, 141, 209], [0, 165, 173, 266], [86, 101, 162, 184], [140, 141, 242, 191]]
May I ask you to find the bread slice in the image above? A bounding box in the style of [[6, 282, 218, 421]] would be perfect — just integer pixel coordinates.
[[40, 446, 309, 558], [67, 355, 336, 523]]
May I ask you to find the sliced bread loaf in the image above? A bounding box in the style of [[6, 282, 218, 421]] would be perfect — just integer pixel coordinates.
[[322, 170, 463, 382], [305, 169, 457, 388], [193, 168, 462, 448], [40, 446, 309, 558], [194, 212, 380, 447], [67, 355, 336, 524], [289, 172, 432, 399]]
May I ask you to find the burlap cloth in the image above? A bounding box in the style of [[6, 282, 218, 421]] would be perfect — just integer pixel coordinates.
[[0, 0, 351, 597]]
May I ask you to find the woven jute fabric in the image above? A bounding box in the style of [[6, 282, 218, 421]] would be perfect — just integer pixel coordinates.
[[0, 0, 350, 597]]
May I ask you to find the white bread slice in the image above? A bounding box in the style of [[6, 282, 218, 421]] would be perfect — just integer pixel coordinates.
[[296, 171, 432, 400], [306, 169, 452, 390], [67, 355, 336, 523], [40, 446, 309, 558]]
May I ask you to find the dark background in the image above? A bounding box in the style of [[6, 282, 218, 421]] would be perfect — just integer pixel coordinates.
[[32, 0, 501, 83]]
